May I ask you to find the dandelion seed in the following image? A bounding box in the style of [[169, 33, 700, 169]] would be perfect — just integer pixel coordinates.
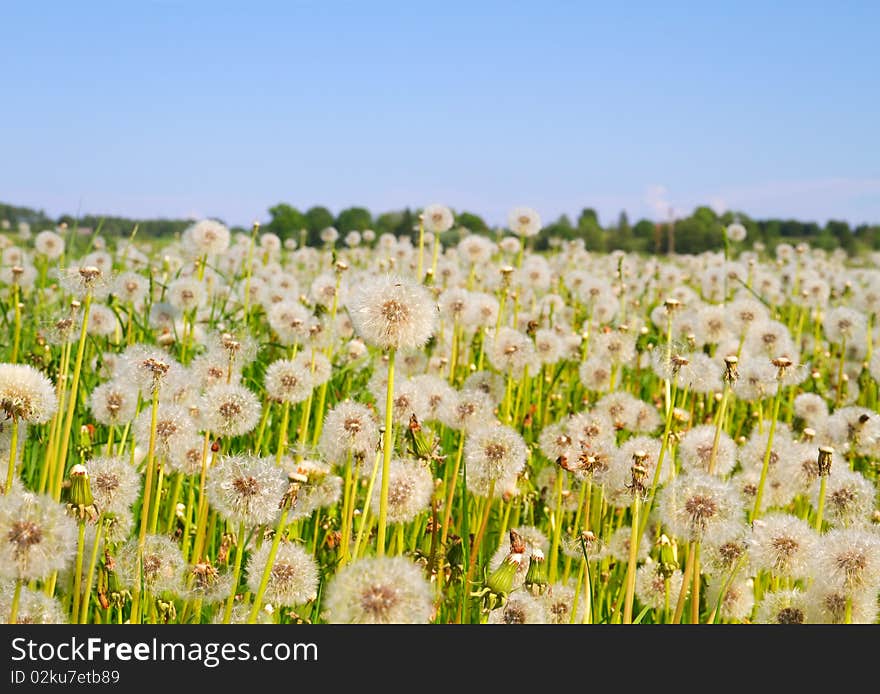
[[246, 541, 319, 606], [206, 454, 287, 527], [85, 456, 141, 517], [323, 556, 433, 624], [464, 424, 528, 497], [749, 513, 817, 579], [116, 534, 185, 595], [0, 491, 76, 581], [347, 274, 437, 352], [658, 472, 741, 543], [201, 383, 262, 438], [182, 219, 230, 257], [0, 581, 67, 623]]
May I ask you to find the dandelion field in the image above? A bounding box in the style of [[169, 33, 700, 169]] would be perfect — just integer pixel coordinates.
[[2, 208, 880, 626]]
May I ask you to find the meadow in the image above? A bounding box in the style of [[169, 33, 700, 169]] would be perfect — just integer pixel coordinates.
[[1, 206, 878, 625]]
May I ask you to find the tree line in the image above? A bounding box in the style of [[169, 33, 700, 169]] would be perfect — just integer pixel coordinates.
[[2, 200, 879, 255]]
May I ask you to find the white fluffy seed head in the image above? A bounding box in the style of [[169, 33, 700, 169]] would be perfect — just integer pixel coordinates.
[[264, 358, 313, 404], [347, 274, 437, 352], [323, 556, 434, 624], [205, 454, 287, 526], [0, 491, 77, 581], [246, 541, 319, 606], [464, 424, 528, 497], [201, 383, 262, 437], [0, 364, 57, 423]]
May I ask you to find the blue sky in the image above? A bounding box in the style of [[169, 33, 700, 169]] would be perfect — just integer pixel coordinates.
[[2, 1, 878, 226]]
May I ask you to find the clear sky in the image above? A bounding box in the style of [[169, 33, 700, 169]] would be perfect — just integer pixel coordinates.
[[2, 1, 878, 227]]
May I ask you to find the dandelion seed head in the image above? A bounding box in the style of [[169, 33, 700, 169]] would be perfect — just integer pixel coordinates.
[[323, 556, 433, 624]]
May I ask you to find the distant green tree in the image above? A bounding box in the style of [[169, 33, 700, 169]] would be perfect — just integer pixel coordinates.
[[266, 203, 307, 240], [336, 206, 372, 233], [577, 208, 605, 251], [456, 211, 489, 235], [304, 206, 335, 245]]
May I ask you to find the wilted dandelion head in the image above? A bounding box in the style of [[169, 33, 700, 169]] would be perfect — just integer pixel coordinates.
[[116, 534, 185, 595], [347, 274, 437, 352], [246, 540, 319, 606], [0, 363, 57, 423], [323, 556, 433, 624], [488, 526, 548, 592], [206, 454, 287, 526], [185, 561, 233, 604], [201, 383, 261, 438], [281, 458, 343, 521], [119, 344, 177, 395], [58, 265, 108, 299]]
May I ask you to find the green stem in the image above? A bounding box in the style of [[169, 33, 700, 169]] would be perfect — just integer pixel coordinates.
[[248, 507, 290, 623], [377, 349, 396, 556], [4, 418, 19, 495], [55, 291, 93, 501], [71, 521, 86, 623], [79, 515, 104, 624], [222, 524, 248, 624], [622, 494, 640, 624], [9, 580, 23, 624]]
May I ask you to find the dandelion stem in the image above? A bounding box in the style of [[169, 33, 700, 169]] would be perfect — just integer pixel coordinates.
[[751, 388, 783, 521], [79, 515, 104, 624], [548, 468, 565, 584], [248, 507, 290, 623], [275, 401, 291, 464], [690, 542, 702, 624], [11, 282, 21, 363], [376, 348, 396, 556], [132, 384, 160, 623], [9, 580, 23, 624], [4, 418, 19, 495], [222, 523, 248, 624], [672, 541, 696, 624], [622, 493, 640, 624], [440, 430, 465, 549], [814, 475, 828, 532], [55, 291, 93, 500], [71, 520, 86, 624]]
